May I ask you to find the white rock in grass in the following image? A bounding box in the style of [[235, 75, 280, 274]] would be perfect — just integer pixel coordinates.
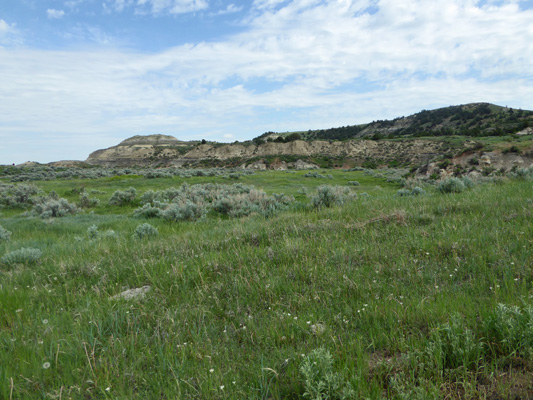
[[112, 286, 151, 301]]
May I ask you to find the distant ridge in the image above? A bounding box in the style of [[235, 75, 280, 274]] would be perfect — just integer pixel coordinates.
[[84, 103, 532, 168], [118, 134, 183, 146], [257, 103, 532, 142]]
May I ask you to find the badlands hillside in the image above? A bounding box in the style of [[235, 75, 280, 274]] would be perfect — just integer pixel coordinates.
[[85, 103, 532, 173]]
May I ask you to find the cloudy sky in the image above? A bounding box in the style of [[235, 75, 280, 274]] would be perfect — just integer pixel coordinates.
[[0, 0, 532, 164]]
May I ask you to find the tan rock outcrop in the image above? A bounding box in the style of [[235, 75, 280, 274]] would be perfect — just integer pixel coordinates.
[[86, 134, 454, 168]]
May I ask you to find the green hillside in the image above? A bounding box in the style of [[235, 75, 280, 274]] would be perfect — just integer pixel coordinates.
[[256, 103, 532, 143]]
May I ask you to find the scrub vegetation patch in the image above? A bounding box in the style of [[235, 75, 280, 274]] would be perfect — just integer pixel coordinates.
[[0, 168, 531, 399]]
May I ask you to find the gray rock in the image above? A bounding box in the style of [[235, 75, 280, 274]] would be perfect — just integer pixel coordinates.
[[112, 285, 151, 301], [293, 159, 319, 170]]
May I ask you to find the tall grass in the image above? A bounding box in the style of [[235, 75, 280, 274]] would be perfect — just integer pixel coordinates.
[[0, 170, 531, 399]]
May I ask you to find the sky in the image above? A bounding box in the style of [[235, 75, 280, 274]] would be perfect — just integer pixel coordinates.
[[0, 0, 532, 164]]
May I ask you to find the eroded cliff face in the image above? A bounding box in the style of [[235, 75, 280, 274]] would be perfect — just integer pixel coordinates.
[[86, 135, 194, 167], [86, 135, 453, 168]]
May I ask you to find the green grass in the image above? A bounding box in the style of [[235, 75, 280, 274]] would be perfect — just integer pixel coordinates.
[[0, 171, 532, 399]]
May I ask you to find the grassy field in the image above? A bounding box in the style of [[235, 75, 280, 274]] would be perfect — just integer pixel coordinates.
[[0, 169, 532, 399]]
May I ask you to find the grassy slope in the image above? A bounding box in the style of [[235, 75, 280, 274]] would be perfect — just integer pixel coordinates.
[[0, 171, 532, 399], [255, 103, 533, 142]]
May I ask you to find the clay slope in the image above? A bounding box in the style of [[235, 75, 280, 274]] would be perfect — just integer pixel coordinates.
[[86, 134, 196, 167], [86, 135, 457, 168]]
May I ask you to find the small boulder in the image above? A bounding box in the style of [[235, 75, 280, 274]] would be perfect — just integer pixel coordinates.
[[112, 286, 151, 301], [293, 159, 319, 170], [247, 160, 268, 170], [480, 155, 491, 166]]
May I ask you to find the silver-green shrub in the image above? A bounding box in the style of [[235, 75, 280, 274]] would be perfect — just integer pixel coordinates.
[[437, 177, 466, 193], [1, 248, 42, 267], [32, 198, 78, 218], [140, 190, 157, 204], [133, 203, 163, 218], [485, 303, 533, 359], [0, 225, 12, 241], [461, 176, 475, 188], [411, 187, 426, 196], [163, 200, 206, 221], [78, 192, 100, 208], [398, 187, 426, 196], [311, 185, 355, 208], [428, 314, 483, 371], [87, 225, 99, 239], [133, 223, 159, 239], [109, 187, 137, 206], [101, 229, 118, 239], [213, 189, 293, 218], [299, 348, 355, 400], [134, 183, 293, 220], [304, 171, 327, 179], [2, 166, 255, 182], [12, 184, 40, 204], [397, 189, 412, 197], [510, 165, 533, 180], [0, 183, 40, 208]]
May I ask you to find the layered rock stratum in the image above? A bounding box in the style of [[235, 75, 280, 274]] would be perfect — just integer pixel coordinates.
[[86, 135, 454, 168], [84, 103, 532, 169]]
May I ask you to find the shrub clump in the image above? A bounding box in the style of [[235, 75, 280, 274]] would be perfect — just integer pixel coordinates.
[[311, 185, 355, 208], [508, 165, 533, 180], [87, 225, 99, 240], [394, 302, 533, 396], [0, 165, 256, 182], [397, 189, 412, 197], [299, 347, 355, 400], [0, 183, 40, 208], [32, 198, 78, 218], [133, 223, 159, 239], [163, 200, 206, 221], [437, 177, 466, 193], [78, 192, 100, 208], [133, 203, 164, 219], [133, 183, 293, 221], [411, 187, 426, 195], [0, 225, 12, 241], [304, 171, 333, 179], [484, 303, 533, 359], [109, 187, 137, 206], [397, 187, 426, 196], [1, 248, 42, 267], [429, 314, 484, 371]]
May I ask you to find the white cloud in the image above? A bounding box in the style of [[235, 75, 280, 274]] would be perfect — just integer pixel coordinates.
[[64, 0, 86, 9], [0, 19, 10, 33], [253, 0, 288, 10], [63, 24, 117, 45], [1, 0, 532, 163], [0, 19, 22, 46], [106, 0, 209, 14], [47, 9, 66, 19], [211, 4, 243, 15], [109, 0, 135, 12]]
